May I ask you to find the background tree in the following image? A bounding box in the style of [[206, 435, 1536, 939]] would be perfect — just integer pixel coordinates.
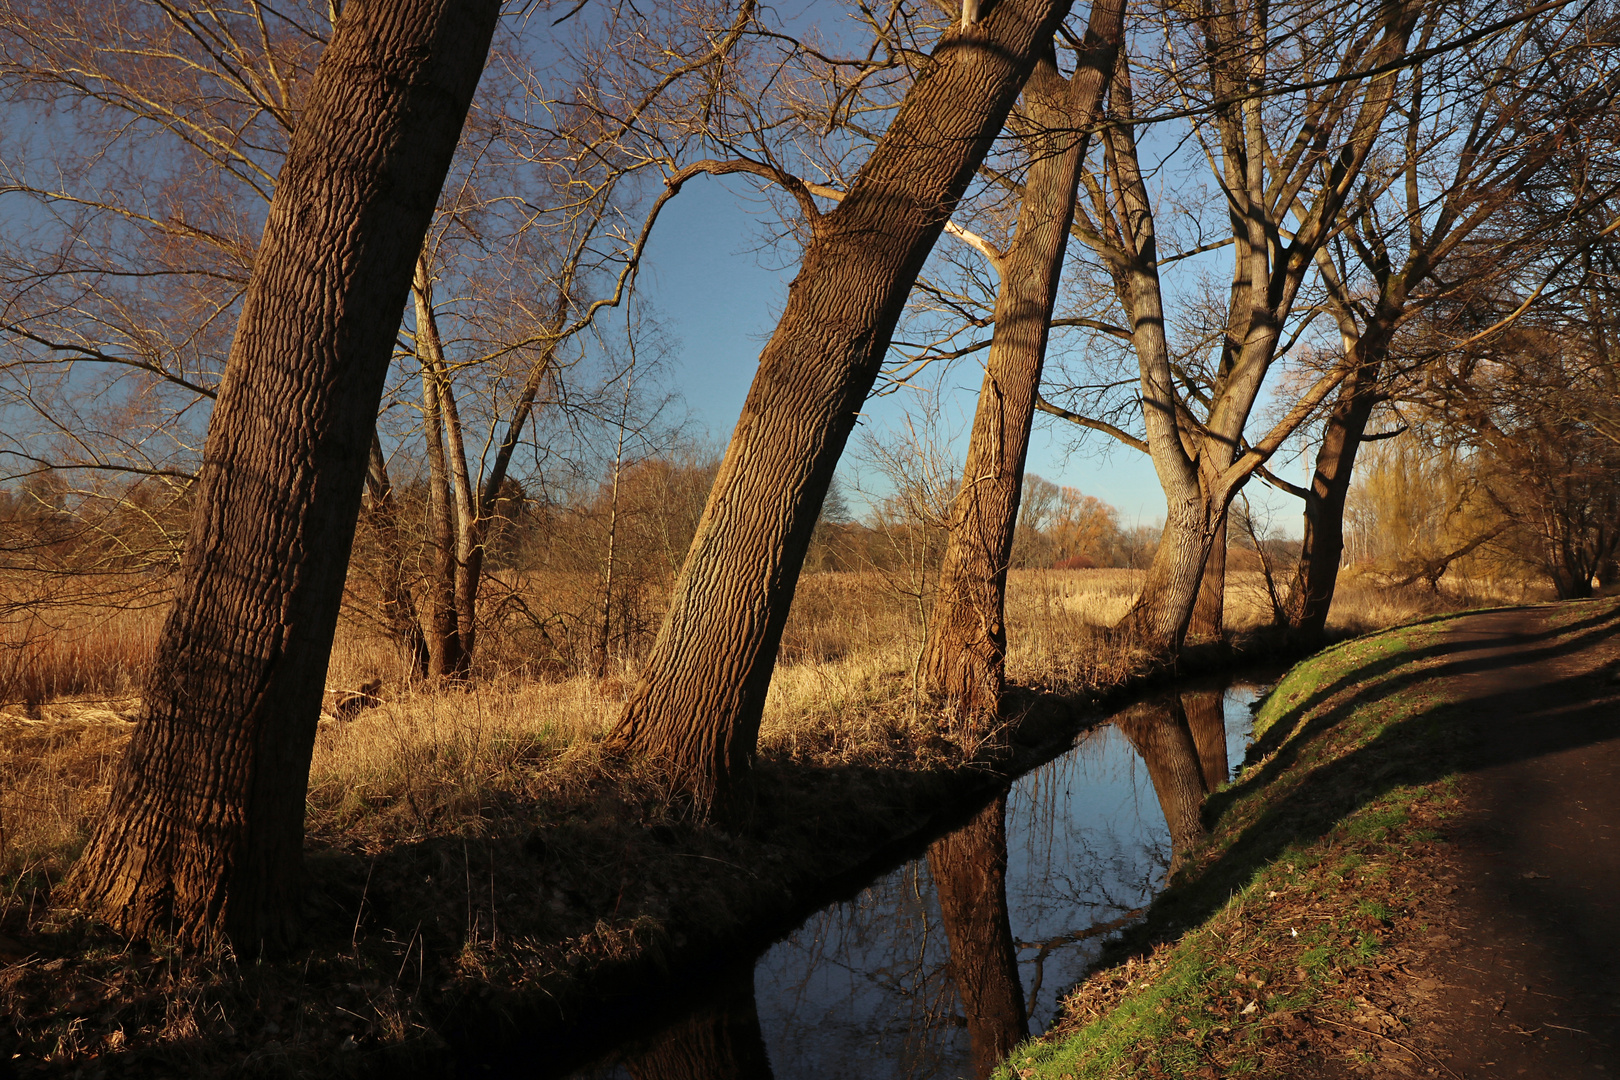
[[1043, 0, 1430, 652], [1271, 1, 1620, 637], [0, 0, 758, 690]]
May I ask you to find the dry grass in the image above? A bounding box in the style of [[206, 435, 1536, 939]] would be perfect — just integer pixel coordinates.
[[0, 565, 1539, 1075], [0, 567, 1529, 886], [0, 605, 163, 710]]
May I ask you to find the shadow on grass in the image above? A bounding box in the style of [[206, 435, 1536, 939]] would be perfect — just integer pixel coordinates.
[[1224, 601, 1620, 811], [1120, 600, 1620, 966]]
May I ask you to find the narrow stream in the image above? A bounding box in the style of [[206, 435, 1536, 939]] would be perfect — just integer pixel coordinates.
[[552, 675, 1270, 1080]]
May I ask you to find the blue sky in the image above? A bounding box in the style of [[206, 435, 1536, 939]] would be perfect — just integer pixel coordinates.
[[632, 170, 1313, 536]]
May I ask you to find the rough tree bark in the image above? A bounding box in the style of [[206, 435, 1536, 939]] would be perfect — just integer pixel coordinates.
[[606, 0, 1076, 811], [1188, 517, 1226, 641], [66, 0, 500, 951], [928, 794, 1027, 1079], [920, 0, 1124, 737]]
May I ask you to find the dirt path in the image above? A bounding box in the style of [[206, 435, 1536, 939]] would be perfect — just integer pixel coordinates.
[[1397, 602, 1620, 1077]]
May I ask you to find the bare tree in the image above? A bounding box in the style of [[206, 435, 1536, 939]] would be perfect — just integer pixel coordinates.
[[0, 0, 757, 692], [1273, 3, 1620, 636], [1419, 319, 1620, 598], [606, 0, 1078, 812], [65, 0, 500, 950], [919, 0, 1124, 737], [359, 0, 759, 682], [1044, 0, 1427, 652]]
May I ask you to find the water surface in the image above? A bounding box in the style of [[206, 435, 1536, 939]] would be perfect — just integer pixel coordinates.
[[563, 677, 1269, 1080]]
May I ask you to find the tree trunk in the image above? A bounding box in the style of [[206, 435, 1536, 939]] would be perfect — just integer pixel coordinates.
[[606, 0, 1075, 812], [1281, 299, 1407, 641], [600, 400, 629, 677], [1127, 496, 1218, 652], [1117, 699, 1208, 873], [1108, 3, 1418, 654], [921, 1, 1124, 738], [413, 275, 570, 681], [66, 0, 498, 951], [364, 433, 430, 677], [1095, 58, 1216, 655], [1282, 368, 1381, 640], [1188, 515, 1226, 641], [434, 331, 481, 661], [928, 794, 1027, 1079], [415, 270, 470, 679]]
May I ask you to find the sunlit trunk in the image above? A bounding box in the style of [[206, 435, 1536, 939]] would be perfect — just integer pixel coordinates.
[[1188, 516, 1227, 641], [922, 1, 1124, 736], [67, 0, 499, 950], [415, 272, 469, 680], [606, 0, 1076, 813]]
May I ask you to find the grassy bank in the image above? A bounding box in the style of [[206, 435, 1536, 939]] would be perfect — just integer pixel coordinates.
[[1003, 596, 1620, 1079], [0, 570, 1507, 1076]]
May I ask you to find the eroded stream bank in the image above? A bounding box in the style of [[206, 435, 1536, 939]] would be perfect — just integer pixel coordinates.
[[467, 675, 1272, 1080]]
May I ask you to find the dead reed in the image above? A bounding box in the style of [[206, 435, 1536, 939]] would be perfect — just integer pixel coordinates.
[[0, 607, 162, 711]]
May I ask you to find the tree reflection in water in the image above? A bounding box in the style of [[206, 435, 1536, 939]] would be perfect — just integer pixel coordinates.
[[618, 966, 775, 1080], [928, 793, 1027, 1078], [1116, 695, 1215, 872], [560, 680, 1267, 1080], [1182, 688, 1230, 793]]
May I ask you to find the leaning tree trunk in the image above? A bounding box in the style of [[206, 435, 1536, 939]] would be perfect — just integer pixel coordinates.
[[921, 0, 1124, 739], [606, 0, 1075, 812], [66, 0, 499, 951], [928, 794, 1027, 1079]]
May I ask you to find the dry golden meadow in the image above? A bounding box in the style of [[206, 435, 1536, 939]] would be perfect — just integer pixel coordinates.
[[0, 566, 1492, 891], [0, 565, 1541, 1072]]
